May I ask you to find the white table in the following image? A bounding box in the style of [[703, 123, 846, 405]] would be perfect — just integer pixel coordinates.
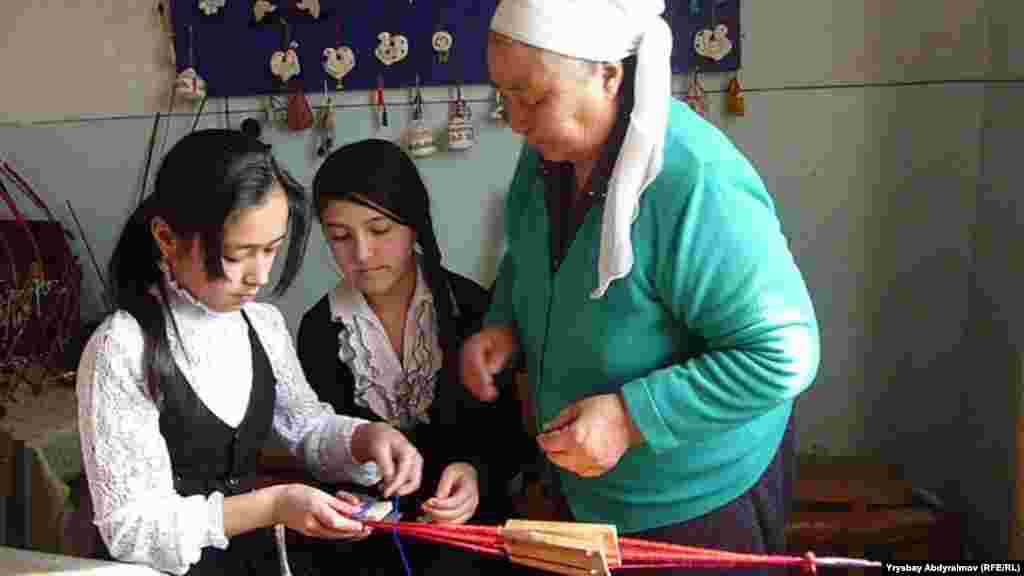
[[0, 546, 161, 575]]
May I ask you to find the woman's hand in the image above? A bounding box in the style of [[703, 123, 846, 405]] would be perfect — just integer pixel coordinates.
[[272, 484, 371, 540], [421, 462, 479, 525], [460, 325, 519, 401], [351, 422, 423, 498], [536, 393, 644, 478]]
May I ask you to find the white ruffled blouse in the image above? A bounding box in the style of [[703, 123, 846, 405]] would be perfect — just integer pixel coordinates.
[[329, 262, 443, 431], [76, 273, 380, 575]]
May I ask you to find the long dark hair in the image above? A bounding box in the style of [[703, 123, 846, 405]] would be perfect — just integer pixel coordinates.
[[312, 139, 459, 405], [108, 129, 310, 399]]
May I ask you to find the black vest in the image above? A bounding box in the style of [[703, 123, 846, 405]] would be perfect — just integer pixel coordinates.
[[87, 310, 279, 575]]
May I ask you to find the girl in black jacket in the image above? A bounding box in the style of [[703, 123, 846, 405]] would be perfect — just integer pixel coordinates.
[[297, 139, 531, 575]]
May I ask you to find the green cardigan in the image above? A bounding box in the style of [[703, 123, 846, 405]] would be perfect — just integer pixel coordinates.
[[485, 99, 820, 533]]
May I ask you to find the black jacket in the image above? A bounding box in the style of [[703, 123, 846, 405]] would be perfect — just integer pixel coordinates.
[[296, 269, 531, 522]]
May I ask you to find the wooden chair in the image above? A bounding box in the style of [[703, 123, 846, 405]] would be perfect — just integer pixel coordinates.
[[787, 456, 963, 573]]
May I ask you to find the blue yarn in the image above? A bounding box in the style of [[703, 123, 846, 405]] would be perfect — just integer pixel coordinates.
[[391, 497, 413, 576]]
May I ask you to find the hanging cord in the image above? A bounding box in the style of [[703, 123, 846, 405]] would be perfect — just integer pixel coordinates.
[[390, 497, 413, 576], [139, 111, 162, 206], [191, 96, 209, 132]]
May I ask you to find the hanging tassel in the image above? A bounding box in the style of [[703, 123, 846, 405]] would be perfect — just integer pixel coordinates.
[[727, 76, 746, 117], [286, 82, 314, 131], [376, 76, 388, 128], [685, 70, 707, 117]]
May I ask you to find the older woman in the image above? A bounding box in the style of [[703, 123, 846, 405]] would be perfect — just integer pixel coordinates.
[[460, 0, 820, 570]]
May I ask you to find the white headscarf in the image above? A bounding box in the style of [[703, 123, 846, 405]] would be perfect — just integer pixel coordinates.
[[491, 0, 673, 298]]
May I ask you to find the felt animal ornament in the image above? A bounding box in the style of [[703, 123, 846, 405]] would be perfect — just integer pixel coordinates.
[[199, 0, 226, 16], [375, 32, 409, 66], [693, 24, 733, 61], [447, 85, 475, 151], [432, 30, 453, 64], [270, 42, 301, 85], [323, 17, 354, 89], [685, 71, 707, 117], [253, 0, 276, 22], [727, 76, 746, 117], [174, 68, 207, 101], [296, 0, 320, 19], [405, 77, 436, 158], [323, 47, 355, 89]]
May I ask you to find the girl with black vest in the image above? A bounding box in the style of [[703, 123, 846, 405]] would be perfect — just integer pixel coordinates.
[[75, 129, 423, 575], [296, 139, 533, 575]]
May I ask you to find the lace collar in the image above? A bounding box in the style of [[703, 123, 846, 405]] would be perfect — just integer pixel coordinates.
[[157, 265, 243, 320], [327, 260, 442, 429]]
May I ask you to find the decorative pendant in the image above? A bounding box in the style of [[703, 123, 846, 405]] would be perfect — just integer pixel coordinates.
[[726, 76, 746, 117], [176, 25, 206, 101], [270, 42, 301, 85], [694, 24, 733, 61], [375, 75, 388, 129], [375, 32, 409, 66], [175, 68, 207, 101], [198, 0, 226, 16], [253, 0, 276, 22], [286, 83, 314, 132], [685, 71, 707, 117], [432, 31, 453, 64], [405, 78, 436, 158], [407, 121, 437, 157], [323, 47, 355, 89], [490, 89, 506, 125], [263, 96, 288, 129], [296, 0, 320, 19], [447, 86, 475, 150], [316, 86, 336, 157]]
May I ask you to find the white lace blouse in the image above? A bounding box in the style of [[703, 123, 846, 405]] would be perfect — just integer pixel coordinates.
[[77, 275, 381, 575], [329, 261, 444, 431]]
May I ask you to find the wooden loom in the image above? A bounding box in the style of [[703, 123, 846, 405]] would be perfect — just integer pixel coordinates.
[[361, 518, 882, 575]]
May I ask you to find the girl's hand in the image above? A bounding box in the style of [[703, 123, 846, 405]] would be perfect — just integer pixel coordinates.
[[272, 484, 370, 540], [421, 462, 479, 525], [351, 422, 424, 498]]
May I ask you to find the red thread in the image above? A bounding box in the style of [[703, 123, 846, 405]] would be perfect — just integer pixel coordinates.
[[354, 520, 869, 572], [804, 551, 818, 576]]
